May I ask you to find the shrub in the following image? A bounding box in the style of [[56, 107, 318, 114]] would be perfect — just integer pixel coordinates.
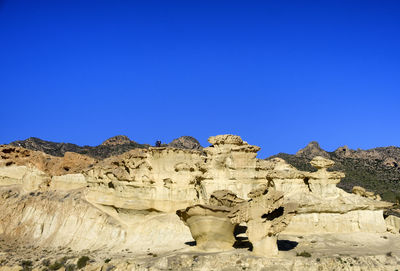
[[48, 261, 63, 270], [296, 251, 311, 257], [77, 256, 90, 269]]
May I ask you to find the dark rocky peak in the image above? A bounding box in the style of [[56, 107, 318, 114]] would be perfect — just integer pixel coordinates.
[[295, 141, 330, 158], [101, 135, 133, 146], [334, 145, 353, 157], [168, 136, 202, 150]]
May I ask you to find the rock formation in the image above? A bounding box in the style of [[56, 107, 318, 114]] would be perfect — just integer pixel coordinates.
[[229, 187, 296, 256], [101, 135, 133, 146], [176, 204, 236, 251], [352, 185, 382, 201], [0, 145, 96, 191], [177, 187, 296, 256], [295, 141, 330, 158], [0, 134, 398, 270], [168, 136, 203, 150]]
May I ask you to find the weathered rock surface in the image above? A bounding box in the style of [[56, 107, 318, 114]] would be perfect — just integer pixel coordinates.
[[84, 136, 392, 235], [229, 187, 296, 256], [101, 135, 132, 146], [0, 145, 97, 177], [353, 185, 382, 201], [386, 215, 400, 234], [168, 136, 203, 150], [296, 141, 330, 158], [0, 187, 191, 253], [176, 204, 236, 251]]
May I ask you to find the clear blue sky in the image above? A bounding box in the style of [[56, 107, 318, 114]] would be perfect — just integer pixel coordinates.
[[1, 1, 399, 158]]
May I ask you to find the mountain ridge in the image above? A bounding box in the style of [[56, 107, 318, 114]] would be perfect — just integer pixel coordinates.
[[269, 141, 400, 202]]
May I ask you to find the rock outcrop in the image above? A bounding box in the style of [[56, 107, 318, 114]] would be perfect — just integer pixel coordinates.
[[229, 187, 296, 256], [0, 146, 96, 192], [295, 141, 330, 158], [168, 136, 203, 150], [177, 187, 296, 256], [352, 185, 382, 201], [176, 204, 236, 251], [84, 135, 392, 235], [385, 215, 400, 234], [0, 145, 97, 176], [101, 135, 132, 146]]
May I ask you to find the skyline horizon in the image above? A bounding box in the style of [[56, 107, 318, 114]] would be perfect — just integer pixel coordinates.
[[4, 133, 399, 158]]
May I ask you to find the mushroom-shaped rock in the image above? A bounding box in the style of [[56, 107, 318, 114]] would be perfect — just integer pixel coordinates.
[[310, 156, 335, 170], [176, 204, 237, 251], [307, 157, 344, 190], [208, 135, 244, 146]]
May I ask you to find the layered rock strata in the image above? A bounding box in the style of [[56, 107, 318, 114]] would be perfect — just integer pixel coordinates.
[[85, 135, 392, 234], [0, 134, 395, 256]]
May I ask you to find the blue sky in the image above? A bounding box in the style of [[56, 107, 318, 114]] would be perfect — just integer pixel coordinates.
[[0, 1, 399, 157]]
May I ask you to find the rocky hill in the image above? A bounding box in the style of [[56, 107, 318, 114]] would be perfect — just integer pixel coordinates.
[[167, 136, 202, 150], [8, 135, 203, 160], [9, 136, 147, 160], [269, 141, 400, 202]]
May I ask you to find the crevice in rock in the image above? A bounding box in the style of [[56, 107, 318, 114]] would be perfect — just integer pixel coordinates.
[[303, 177, 312, 192]]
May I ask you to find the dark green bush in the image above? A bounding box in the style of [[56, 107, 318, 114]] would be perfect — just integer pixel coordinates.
[[296, 251, 312, 257], [77, 256, 90, 269]]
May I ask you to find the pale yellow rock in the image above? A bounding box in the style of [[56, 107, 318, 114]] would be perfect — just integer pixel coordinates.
[[385, 215, 400, 234], [229, 187, 296, 256], [0, 165, 50, 192], [51, 173, 88, 190], [176, 204, 236, 251], [352, 185, 382, 201], [85, 148, 204, 213], [84, 135, 391, 236], [0, 187, 191, 252]]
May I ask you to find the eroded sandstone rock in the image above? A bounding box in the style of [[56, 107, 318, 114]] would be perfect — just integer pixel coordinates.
[[176, 204, 236, 251], [229, 187, 297, 256], [385, 215, 400, 234], [84, 135, 392, 235], [178, 187, 296, 256], [0, 133, 395, 262], [353, 185, 382, 201], [0, 145, 97, 177]]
